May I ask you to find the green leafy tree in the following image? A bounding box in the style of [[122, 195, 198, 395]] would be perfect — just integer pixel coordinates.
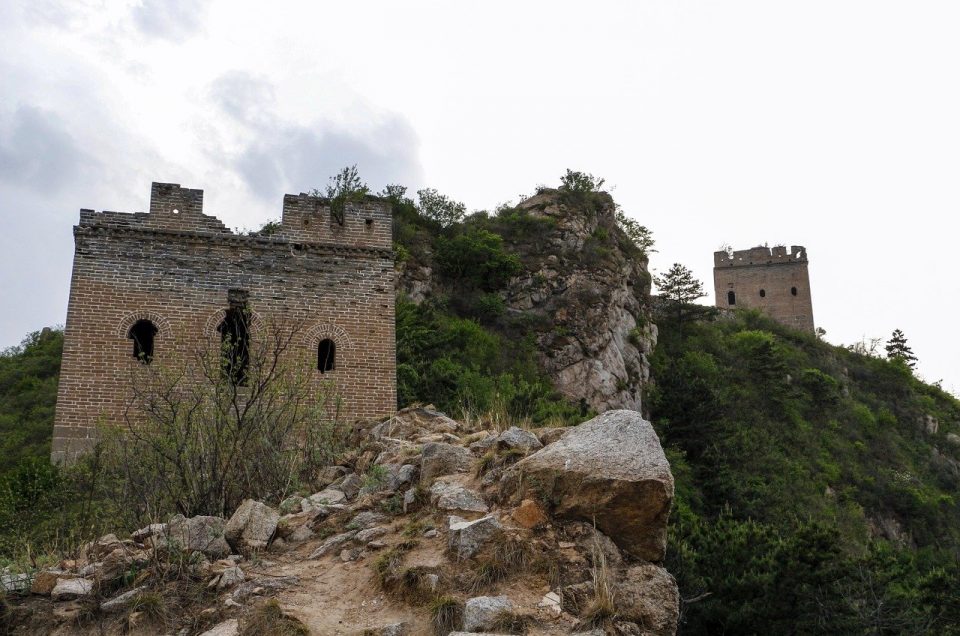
[[615, 209, 656, 256], [655, 263, 708, 335], [312, 165, 369, 225], [559, 169, 605, 193], [885, 329, 918, 369], [416, 188, 466, 227]]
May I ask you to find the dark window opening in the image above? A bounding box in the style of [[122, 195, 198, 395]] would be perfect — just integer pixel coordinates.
[[791, 286, 798, 296], [759, 289, 766, 298], [128, 319, 157, 364], [727, 291, 736, 305], [318, 339, 336, 373], [218, 292, 250, 385]]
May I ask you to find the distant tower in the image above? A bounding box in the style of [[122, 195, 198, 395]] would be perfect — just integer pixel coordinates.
[[713, 245, 815, 332]]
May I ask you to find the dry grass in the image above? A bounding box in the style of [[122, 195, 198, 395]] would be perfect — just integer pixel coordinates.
[[240, 599, 309, 636], [576, 542, 617, 629], [463, 536, 533, 593], [491, 609, 531, 634], [373, 539, 419, 593], [474, 446, 528, 477], [429, 595, 463, 636]]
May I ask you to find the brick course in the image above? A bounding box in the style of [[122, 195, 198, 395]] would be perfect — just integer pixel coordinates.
[[52, 182, 396, 462], [713, 245, 815, 332]]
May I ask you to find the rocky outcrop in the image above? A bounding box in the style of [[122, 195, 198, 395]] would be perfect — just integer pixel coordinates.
[[397, 188, 656, 413], [502, 410, 674, 561]]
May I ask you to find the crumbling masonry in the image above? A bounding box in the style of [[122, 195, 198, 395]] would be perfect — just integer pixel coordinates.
[[52, 182, 396, 462], [713, 245, 815, 332]]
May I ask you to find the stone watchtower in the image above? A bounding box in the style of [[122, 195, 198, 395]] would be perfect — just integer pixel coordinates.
[[52, 182, 396, 462], [713, 245, 815, 332]]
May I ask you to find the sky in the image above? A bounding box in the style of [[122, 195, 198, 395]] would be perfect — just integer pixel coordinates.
[[1, 0, 958, 394]]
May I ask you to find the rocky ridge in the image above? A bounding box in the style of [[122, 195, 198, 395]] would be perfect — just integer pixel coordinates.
[[398, 189, 656, 414], [2, 407, 678, 636]]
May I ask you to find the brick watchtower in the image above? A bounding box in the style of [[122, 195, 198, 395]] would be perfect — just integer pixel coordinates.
[[52, 182, 397, 462], [713, 245, 815, 332]]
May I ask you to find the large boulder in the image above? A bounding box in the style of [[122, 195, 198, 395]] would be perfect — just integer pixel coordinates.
[[225, 500, 280, 550], [496, 426, 543, 453], [502, 410, 673, 562], [420, 442, 474, 484]]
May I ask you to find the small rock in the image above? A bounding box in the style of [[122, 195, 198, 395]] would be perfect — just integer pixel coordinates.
[[316, 465, 349, 487], [30, 569, 63, 595], [339, 547, 362, 562], [51, 577, 93, 601], [355, 526, 389, 543], [334, 473, 364, 499], [131, 523, 166, 543], [512, 499, 548, 529], [423, 529, 439, 539], [100, 585, 147, 613], [464, 595, 514, 632], [373, 622, 407, 636], [162, 514, 231, 558], [1, 572, 31, 594], [367, 540, 387, 550], [308, 531, 357, 559], [430, 478, 489, 513], [216, 566, 245, 590], [402, 487, 417, 513], [199, 618, 239, 636], [350, 511, 388, 529], [497, 426, 543, 452], [538, 590, 562, 617], [308, 489, 346, 506], [448, 515, 503, 560], [469, 434, 498, 454]]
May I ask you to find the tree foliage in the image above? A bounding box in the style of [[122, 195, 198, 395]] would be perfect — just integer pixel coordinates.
[[416, 188, 467, 227], [313, 164, 370, 225], [886, 328, 918, 369]]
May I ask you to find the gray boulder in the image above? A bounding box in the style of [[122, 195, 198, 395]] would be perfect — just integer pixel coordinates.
[[502, 410, 673, 562], [163, 515, 231, 558], [225, 499, 279, 550], [0, 572, 30, 594], [448, 515, 502, 560], [463, 595, 514, 632], [421, 442, 474, 483], [306, 488, 346, 507], [333, 473, 364, 499], [497, 426, 543, 452]]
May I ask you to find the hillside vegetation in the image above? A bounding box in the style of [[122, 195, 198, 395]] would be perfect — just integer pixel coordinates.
[[2, 174, 959, 634]]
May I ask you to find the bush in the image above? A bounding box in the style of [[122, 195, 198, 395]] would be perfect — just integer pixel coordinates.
[[434, 228, 521, 291]]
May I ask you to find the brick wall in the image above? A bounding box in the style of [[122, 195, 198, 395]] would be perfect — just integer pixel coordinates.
[[713, 245, 815, 332], [52, 183, 396, 462]]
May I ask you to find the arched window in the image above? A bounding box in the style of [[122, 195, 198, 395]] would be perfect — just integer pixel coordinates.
[[218, 306, 250, 385], [128, 319, 157, 364], [791, 286, 798, 296], [759, 289, 766, 298], [318, 339, 336, 373], [727, 291, 736, 305]]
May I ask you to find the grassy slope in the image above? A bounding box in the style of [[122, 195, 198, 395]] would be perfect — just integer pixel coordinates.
[[651, 309, 960, 633]]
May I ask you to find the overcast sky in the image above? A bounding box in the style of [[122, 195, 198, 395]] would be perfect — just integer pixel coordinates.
[[1, 0, 958, 394]]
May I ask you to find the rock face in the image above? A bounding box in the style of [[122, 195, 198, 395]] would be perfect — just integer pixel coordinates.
[[397, 188, 656, 413], [503, 410, 673, 562], [448, 515, 503, 560], [225, 499, 279, 550]]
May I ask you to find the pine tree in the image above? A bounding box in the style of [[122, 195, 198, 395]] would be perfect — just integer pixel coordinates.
[[655, 263, 707, 336], [885, 329, 918, 369]]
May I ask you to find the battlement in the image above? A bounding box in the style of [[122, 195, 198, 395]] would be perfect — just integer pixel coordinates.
[[75, 182, 392, 251], [714, 245, 807, 267]]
